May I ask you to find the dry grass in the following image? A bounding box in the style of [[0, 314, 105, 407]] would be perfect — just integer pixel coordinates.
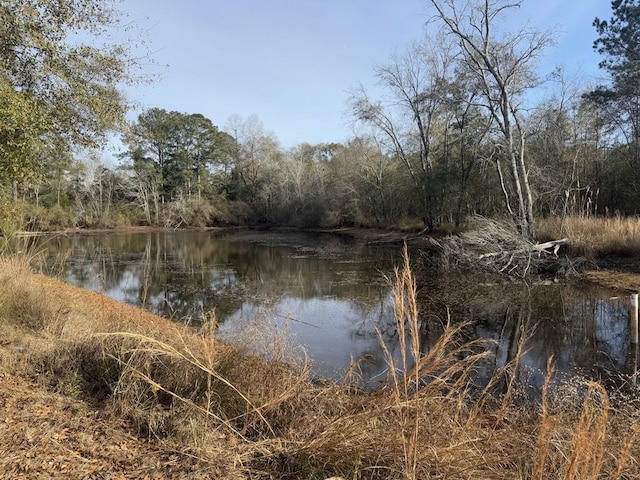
[[1, 252, 640, 479], [538, 214, 640, 259]]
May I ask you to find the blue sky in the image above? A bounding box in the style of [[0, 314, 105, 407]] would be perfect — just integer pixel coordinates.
[[119, 0, 612, 150]]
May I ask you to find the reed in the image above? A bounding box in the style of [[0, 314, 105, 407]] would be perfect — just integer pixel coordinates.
[[537, 214, 640, 258], [1, 252, 640, 479]]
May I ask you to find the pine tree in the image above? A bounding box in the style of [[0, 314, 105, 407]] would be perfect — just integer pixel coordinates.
[[590, 0, 640, 162]]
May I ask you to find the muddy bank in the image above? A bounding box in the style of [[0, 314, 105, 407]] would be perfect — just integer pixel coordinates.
[[315, 227, 433, 246], [583, 258, 640, 293]]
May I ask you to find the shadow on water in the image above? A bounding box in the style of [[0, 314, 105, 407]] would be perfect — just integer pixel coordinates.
[[34, 230, 640, 393]]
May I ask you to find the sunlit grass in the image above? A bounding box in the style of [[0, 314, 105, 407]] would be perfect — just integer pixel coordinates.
[[0, 251, 639, 478], [537, 214, 640, 259]]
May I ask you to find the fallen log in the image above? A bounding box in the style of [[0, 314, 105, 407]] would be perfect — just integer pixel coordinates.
[[478, 238, 569, 259]]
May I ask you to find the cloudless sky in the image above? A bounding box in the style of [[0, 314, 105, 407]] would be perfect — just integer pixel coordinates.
[[118, 0, 613, 150]]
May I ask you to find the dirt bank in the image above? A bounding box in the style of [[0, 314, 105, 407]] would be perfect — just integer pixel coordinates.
[[583, 259, 640, 293], [0, 373, 213, 479], [0, 266, 221, 478]]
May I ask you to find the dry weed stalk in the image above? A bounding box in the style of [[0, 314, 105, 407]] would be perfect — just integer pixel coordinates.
[[532, 358, 558, 480], [5, 252, 640, 478], [564, 382, 609, 479], [386, 243, 421, 477], [372, 245, 496, 477], [100, 315, 311, 443], [613, 424, 640, 479], [539, 214, 640, 258], [291, 246, 498, 478], [103, 332, 264, 435], [531, 362, 640, 480]]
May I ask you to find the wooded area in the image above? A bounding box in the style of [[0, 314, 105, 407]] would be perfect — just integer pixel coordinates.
[[1, 0, 639, 240]]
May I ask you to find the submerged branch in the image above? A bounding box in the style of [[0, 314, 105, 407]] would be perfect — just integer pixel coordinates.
[[427, 216, 570, 277]]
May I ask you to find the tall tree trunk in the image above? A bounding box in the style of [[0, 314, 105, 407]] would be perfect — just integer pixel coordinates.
[[429, 0, 552, 239]]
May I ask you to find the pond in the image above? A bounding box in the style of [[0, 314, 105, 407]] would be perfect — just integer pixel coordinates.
[[36, 229, 639, 393]]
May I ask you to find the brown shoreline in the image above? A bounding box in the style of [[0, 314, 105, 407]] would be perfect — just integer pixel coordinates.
[[16, 224, 240, 236], [0, 262, 219, 478]]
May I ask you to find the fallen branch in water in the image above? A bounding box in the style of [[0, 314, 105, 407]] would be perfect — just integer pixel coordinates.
[[478, 238, 569, 259], [425, 217, 572, 277]]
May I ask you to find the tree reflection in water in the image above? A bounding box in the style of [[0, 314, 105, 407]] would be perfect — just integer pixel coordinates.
[[38, 230, 636, 393]]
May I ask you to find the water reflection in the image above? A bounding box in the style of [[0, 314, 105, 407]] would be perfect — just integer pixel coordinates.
[[430, 277, 637, 397], [217, 293, 397, 385], [40, 231, 396, 320], [36, 230, 638, 392]]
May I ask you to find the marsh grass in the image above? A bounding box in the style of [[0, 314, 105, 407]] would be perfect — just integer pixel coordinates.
[[538, 214, 640, 259], [2, 251, 640, 478]]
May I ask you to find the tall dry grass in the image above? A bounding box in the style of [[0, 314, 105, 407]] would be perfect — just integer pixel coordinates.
[[531, 359, 640, 480], [538, 214, 640, 259], [1, 251, 640, 478]]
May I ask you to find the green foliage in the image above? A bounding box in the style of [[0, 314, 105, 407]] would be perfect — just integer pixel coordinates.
[[0, 0, 144, 187], [589, 0, 640, 159], [0, 81, 47, 183], [593, 0, 640, 80], [124, 108, 232, 204]]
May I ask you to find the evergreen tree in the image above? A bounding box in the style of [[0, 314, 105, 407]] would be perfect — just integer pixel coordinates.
[[590, 0, 640, 161]]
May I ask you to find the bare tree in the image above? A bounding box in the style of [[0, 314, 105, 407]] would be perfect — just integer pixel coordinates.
[[429, 0, 554, 237], [441, 67, 493, 226], [271, 143, 333, 226], [527, 70, 600, 217], [350, 35, 457, 231], [225, 114, 281, 210]]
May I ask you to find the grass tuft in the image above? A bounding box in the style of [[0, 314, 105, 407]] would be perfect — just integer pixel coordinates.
[[1, 251, 640, 478], [537, 214, 640, 259]]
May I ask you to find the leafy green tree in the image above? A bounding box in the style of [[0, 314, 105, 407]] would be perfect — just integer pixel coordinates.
[[0, 0, 144, 199], [0, 81, 47, 192], [32, 150, 80, 208], [123, 108, 235, 224], [167, 113, 223, 200], [210, 130, 237, 193], [127, 108, 180, 203], [590, 0, 640, 164]]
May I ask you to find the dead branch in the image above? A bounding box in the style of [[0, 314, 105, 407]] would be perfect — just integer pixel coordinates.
[[426, 216, 569, 277]]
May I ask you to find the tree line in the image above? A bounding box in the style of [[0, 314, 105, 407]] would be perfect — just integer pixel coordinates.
[[1, 0, 639, 239]]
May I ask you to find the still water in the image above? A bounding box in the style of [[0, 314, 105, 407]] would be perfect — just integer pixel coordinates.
[[38, 230, 638, 392]]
